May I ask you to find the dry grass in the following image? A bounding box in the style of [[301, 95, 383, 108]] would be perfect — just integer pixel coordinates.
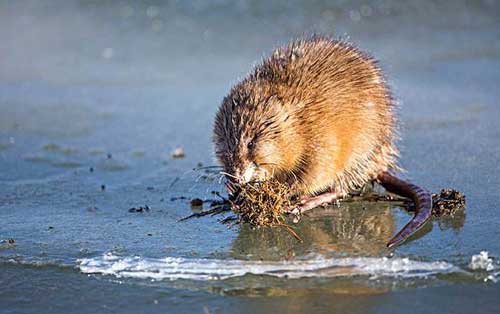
[[228, 179, 302, 241]]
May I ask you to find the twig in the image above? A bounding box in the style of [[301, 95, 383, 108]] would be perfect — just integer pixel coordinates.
[[277, 223, 303, 243], [219, 216, 239, 224], [178, 205, 231, 222], [169, 177, 180, 188]]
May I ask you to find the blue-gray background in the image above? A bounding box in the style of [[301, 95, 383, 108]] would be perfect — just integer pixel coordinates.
[[1, 1, 499, 313]]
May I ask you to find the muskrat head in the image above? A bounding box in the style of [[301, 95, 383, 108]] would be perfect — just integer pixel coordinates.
[[213, 89, 301, 189]]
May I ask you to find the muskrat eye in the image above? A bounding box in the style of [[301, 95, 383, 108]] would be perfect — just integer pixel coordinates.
[[247, 139, 256, 150]]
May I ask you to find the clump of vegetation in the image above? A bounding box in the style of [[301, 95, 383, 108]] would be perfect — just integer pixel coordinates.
[[400, 188, 466, 217], [230, 179, 293, 226], [228, 179, 302, 241], [178, 176, 301, 240], [431, 188, 466, 216]]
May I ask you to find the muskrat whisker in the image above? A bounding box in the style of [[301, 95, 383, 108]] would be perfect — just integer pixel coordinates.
[[260, 162, 278, 166], [257, 162, 280, 168], [195, 172, 224, 181], [212, 190, 229, 201], [196, 165, 224, 169], [192, 165, 224, 171], [219, 171, 239, 180], [218, 175, 225, 185]]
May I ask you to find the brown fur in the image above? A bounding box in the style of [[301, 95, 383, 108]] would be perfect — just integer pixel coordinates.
[[213, 36, 399, 197]]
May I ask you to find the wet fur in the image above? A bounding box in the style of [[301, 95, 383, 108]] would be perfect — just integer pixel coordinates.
[[214, 36, 399, 196]]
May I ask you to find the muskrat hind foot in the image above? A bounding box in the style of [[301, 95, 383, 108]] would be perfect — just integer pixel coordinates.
[[286, 191, 339, 217]]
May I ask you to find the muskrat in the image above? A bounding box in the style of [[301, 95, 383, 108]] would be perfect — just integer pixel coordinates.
[[213, 36, 432, 248]]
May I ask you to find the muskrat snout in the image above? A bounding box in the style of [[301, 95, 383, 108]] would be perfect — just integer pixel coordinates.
[[225, 162, 257, 185], [239, 162, 257, 183], [224, 162, 262, 196]]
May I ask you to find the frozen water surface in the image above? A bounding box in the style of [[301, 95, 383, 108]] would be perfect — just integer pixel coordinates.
[[1, 1, 500, 313]]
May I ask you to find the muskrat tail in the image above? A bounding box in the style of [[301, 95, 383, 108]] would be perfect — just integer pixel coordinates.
[[377, 172, 433, 249]]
